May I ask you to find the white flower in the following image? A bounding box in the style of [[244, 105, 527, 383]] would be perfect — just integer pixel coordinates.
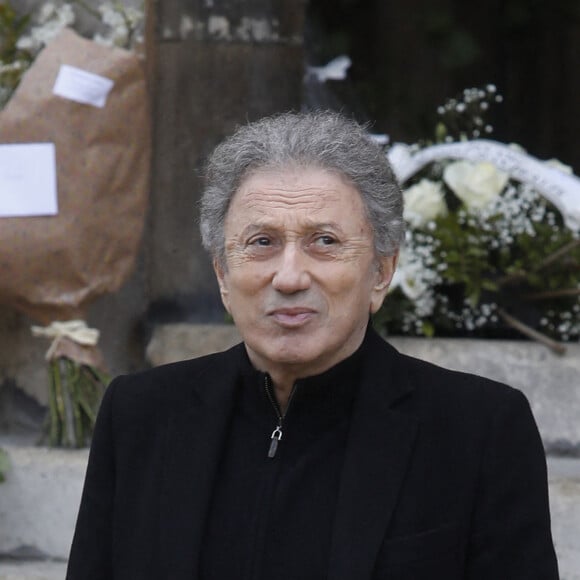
[[15, 36, 37, 51], [0, 60, 26, 74], [443, 160, 508, 210], [124, 6, 144, 29], [95, 3, 144, 48], [59, 4, 75, 25], [38, 3, 57, 24], [545, 158, 573, 175], [508, 142, 526, 154], [390, 266, 428, 302], [16, 3, 76, 53], [390, 253, 424, 300], [390, 249, 437, 316], [93, 33, 115, 47], [387, 142, 414, 182], [403, 179, 447, 227], [99, 4, 126, 29]]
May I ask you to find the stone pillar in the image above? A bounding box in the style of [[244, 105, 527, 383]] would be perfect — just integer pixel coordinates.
[[148, 0, 306, 321]]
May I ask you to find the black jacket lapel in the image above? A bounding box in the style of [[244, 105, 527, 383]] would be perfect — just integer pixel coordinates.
[[328, 333, 418, 580], [159, 345, 243, 579]]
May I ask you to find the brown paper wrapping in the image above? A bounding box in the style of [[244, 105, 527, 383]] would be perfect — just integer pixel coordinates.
[[0, 29, 150, 323]]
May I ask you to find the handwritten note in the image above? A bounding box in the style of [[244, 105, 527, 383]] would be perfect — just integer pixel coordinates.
[[0, 143, 58, 217]]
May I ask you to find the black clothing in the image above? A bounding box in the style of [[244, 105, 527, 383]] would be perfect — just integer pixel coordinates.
[[200, 342, 364, 580], [66, 328, 559, 580]]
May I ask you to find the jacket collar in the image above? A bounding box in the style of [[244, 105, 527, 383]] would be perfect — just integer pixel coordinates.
[[327, 329, 418, 580], [159, 343, 245, 579]]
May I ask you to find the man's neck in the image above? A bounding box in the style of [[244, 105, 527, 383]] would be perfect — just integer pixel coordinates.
[[267, 370, 297, 413]]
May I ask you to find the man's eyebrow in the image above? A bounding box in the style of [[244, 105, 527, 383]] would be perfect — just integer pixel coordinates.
[[238, 221, 346, 237]]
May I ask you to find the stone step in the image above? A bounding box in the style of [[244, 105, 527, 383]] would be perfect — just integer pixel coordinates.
[[0, 442, 88, 561], [548, 458, 580, 579], [0, 443, 578, 578], [0, 561, 66, 580]]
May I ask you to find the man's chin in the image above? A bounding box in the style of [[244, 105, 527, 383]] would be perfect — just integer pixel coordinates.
[[245, 337, 322, 367]]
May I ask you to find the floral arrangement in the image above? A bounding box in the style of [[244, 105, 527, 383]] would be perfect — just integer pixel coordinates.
[[0, 0, 144, 110], [1, 0, 145, 447], [376, 86, 580, 353]]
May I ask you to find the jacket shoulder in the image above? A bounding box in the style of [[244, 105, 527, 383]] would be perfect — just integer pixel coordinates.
[[105, 342, 245, 409], [372, 332, 528, 413]]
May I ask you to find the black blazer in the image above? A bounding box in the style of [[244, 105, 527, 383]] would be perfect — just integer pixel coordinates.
[[67, 330, 559, 579]]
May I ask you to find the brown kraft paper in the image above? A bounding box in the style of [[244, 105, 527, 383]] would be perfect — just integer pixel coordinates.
[[0, 28, 150, 324]]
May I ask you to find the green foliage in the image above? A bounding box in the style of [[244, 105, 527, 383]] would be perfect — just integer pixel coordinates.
[[0, 1, 33, 108], [0, 2, 30, 59], [43, 358, 108, 448], [0, 447, 9, 483]]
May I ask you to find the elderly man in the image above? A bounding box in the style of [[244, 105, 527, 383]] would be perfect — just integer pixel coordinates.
[[67, 112, 558, 579]]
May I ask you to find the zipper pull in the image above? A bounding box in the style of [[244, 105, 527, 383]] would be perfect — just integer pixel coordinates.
[[268, 425, 283, 458]]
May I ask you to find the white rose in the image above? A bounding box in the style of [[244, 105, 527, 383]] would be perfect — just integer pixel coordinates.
[[443, 160, 508, 210], [403, 179, 447, 227], [545, 158, 573, 175], [390, 266, 427, 301], [508, 142, 527, 154], [390, 252, 429, 300]]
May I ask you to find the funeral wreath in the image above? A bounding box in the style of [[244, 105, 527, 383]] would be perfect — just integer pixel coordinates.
[[376, 86, 580, 354]]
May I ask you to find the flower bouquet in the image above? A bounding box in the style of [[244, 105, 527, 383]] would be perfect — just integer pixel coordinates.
[[0, 1, 148, 447], [377, 86, 580, 353]]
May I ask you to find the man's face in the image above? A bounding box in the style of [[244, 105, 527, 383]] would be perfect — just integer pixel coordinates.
[[214, 166, 397, 379]]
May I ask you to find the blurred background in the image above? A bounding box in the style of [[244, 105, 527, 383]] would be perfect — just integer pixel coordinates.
[[2, 0, 579, 396], [0, 0, 579, 576]]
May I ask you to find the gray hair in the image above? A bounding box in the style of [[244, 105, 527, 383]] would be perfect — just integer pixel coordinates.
[[200, 111, 404, 263]]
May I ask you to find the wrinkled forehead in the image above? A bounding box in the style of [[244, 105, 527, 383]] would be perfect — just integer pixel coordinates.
[[226, 165, 370, 228]]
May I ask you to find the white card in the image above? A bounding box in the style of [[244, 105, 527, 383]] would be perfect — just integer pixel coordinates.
[[0, 143, 58, 217], [53, 64, 114, 108]]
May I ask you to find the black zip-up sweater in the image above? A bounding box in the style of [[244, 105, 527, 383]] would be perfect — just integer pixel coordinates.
[[199, 336, 366, 580]]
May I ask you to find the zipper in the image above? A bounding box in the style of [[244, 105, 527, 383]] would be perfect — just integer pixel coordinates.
[[264, 374, 297, 459]]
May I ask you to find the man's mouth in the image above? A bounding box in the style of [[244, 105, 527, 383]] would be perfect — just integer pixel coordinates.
[[269, 308, 316, 328]]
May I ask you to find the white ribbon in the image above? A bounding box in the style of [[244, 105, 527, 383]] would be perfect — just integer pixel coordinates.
[[387, 139, 580, 231], [31, 320, 100, 361], [306, 55, 352, 83]]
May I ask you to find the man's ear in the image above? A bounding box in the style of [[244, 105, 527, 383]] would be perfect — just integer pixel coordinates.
[[370, 251, 398, 314], [213, 257, 231, 314]]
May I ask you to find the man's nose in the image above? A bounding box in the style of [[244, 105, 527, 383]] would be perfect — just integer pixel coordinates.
[[271, 243, 311, 293]]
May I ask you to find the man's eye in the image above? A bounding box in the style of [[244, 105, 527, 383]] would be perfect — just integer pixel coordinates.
[[314, 235, 336, 246], [250, 237, 271, 246]]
